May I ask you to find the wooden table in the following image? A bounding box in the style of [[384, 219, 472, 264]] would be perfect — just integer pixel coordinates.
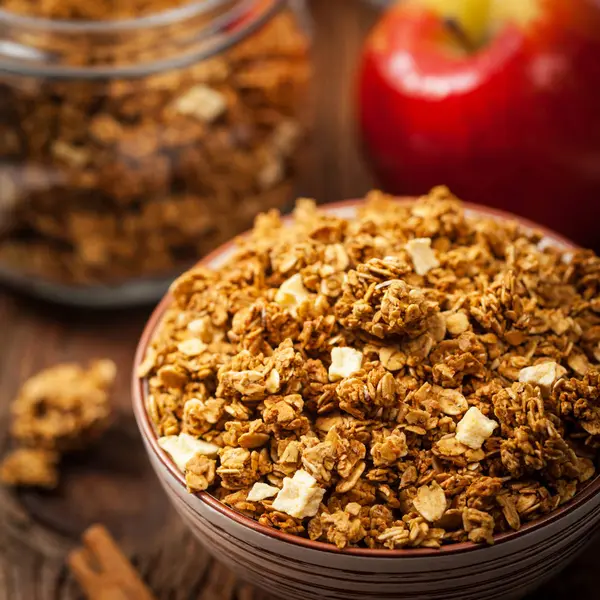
[[0, 1, 597, 598]]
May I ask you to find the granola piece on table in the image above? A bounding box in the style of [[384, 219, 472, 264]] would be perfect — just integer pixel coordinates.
[[0, 448, 59, 489], [1, 360, 116, 488]]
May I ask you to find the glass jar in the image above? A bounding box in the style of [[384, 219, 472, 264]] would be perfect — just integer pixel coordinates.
[[0, 0, 312, 306]]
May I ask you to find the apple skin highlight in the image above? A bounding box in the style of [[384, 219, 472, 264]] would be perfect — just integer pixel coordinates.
[[358, 0, 600, 250]]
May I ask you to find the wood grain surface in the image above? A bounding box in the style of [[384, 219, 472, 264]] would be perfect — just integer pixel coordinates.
[[0, 1, 597, 598]]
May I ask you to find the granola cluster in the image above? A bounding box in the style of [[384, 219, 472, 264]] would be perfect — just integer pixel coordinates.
[[0, 3, 310, 285], [140, 186, 600, 549], [0, 360, 116, 488]]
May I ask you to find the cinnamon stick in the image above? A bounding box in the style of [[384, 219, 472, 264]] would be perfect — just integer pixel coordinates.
[[68, 524, 156, 600]]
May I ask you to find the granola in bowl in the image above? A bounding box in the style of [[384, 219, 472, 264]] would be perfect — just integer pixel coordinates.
[[137, 186, 600, 550]]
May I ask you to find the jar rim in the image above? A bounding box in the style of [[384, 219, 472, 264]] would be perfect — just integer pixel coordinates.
[[0, 0, 287, 78], [0, 0, 238, 33]]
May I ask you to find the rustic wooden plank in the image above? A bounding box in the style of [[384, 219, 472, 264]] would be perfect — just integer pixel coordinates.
[[301, 0, 377, 203]]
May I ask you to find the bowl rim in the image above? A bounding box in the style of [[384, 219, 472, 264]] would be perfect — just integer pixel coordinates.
[[132, 196, 600, 557]]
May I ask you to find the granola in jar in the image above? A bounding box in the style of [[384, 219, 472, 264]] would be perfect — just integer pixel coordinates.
[[139, 186, 600, 549], [0, 0, 311, 305]]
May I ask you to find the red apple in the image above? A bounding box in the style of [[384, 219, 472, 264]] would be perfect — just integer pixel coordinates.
[[358, 0, 600, 250]]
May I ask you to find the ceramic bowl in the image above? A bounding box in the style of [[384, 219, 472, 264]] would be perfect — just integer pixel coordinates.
[[132, 198, 600, 600]]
